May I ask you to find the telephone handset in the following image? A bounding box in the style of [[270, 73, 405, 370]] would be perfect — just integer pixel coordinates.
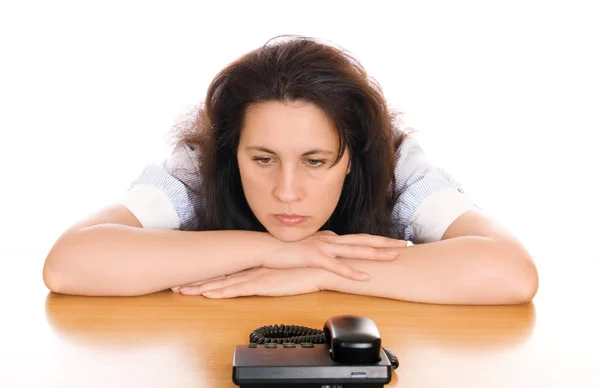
[[232, 315, 398, 387], [324, 315, 386, 365]]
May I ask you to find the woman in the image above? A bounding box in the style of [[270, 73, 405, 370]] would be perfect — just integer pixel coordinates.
[[42, 35, 538, 304]]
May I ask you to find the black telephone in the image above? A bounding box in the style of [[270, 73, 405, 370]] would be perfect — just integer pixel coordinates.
[[232, 315, 399, 387]]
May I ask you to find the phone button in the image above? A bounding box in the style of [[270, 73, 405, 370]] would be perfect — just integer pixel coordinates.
[[300, 343, 314, 348], [351, 372, 367, 378], [264, 343, 278, 348], [283, 344, 296, 348], [248, 343, 257, 348]]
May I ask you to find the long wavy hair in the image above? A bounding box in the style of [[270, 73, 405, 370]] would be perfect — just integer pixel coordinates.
[[171, 35, 411, 238]]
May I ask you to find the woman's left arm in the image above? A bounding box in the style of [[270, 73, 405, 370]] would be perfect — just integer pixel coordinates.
[[321, 209, 539, 305]]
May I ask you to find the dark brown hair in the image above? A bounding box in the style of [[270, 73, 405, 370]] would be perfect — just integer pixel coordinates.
[[172, 35, 411, 237]]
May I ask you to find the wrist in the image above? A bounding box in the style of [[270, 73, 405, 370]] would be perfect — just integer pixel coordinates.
[[315, 267, 339, 291], [253, 231, 286, 267]]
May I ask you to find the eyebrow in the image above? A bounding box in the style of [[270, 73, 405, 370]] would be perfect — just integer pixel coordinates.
[[245, 146, 334, 156]]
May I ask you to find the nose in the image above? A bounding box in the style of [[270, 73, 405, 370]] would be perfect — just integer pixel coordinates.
[[273, 164, 302, 203]]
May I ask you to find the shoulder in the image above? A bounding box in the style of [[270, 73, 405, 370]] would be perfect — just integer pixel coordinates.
[[117, 142, 206, 231], [391, 133, 479, 243], [165, 142, 202, 180]]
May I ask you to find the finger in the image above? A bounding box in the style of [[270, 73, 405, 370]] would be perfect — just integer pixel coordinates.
[[172, 279, 216, 292], [331, 234, 407, 247], [310, 255, 371, 281], [201, 281, 259, 299], [179, 275, 249, 296], [171, 277, 221, 292], [316, 230, 337, 236], [328, 243, 400, 261], [172, 270, 256, 292], [328, 234, 407, 248], [172, 280, 208, 292]]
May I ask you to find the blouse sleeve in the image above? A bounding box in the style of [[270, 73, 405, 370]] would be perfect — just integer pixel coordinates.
[[392, 135, 480, 243], [117, 143, 205, 230]]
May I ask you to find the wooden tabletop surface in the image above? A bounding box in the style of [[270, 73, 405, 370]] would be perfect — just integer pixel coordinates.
[[1, 253, 598, 388]]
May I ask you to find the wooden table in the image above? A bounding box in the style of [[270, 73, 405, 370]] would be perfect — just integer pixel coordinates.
[[1, 253, 598, 387]]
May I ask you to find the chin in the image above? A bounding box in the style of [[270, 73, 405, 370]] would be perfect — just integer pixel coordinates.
[[265, 225, 315, 242]]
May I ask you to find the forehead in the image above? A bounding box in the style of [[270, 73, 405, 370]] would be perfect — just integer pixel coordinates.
[[241, 100, 339, 148]]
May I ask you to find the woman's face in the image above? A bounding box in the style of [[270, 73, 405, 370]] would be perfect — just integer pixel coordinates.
[[237, 100, 351, 242]]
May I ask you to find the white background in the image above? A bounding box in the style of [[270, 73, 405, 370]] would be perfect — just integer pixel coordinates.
[[1, 0, 598, 262]]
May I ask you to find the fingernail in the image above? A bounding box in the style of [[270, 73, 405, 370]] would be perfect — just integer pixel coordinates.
[[387, 251, 399, 256], [179, 287, 189, 293], [359, 272, 370, 280], [171, 287, 179, 291], [202, 291, 212, 296]]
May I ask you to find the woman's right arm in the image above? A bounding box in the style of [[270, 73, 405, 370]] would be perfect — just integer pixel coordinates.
[[42, 203, 286, 296], [43, 204, 404, 297], [41, 143, 283, 297]]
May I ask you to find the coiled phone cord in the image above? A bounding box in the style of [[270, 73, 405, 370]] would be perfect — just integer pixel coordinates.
[[249, 324, 399, 370]]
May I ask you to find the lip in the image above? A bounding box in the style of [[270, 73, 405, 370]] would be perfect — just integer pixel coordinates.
[[273, 214, 308, 226]]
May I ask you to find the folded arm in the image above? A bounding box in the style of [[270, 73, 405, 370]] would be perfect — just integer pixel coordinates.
[[320, 209, 539, 305], [42, 204, 276, 297]]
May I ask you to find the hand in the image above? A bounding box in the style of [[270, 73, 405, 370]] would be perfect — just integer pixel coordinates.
[[259, 230, 406, 281], [173, 267, 324, 298]]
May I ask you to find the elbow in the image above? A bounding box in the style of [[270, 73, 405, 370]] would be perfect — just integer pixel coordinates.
[[43, 251, 71, 294], [42, 244, 150, 298], [43, 265, 63, 294], [43, 229, 80, 294], [491, 242, 539, 305], [43, 256, 138, 297], [520, 253, 539, 303], [518, 259, 539, 303], [506, 261, 538, 304], [43, 232, 84, 295]]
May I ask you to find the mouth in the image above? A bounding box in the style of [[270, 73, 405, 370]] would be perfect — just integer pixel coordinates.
[[273, 214, 308, 226]]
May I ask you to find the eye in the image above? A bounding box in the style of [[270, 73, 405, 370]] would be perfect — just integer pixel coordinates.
[[306, 159, 325, 167], [252, 157, 273, 165]]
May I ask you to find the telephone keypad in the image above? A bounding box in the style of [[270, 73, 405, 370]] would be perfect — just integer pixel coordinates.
[[248, 343, 314, 349]]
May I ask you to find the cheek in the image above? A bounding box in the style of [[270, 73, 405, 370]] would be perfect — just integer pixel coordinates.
[[238, 163, 253, 184], [307, 170, 347, 202], [238, 165, 271, 210]]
